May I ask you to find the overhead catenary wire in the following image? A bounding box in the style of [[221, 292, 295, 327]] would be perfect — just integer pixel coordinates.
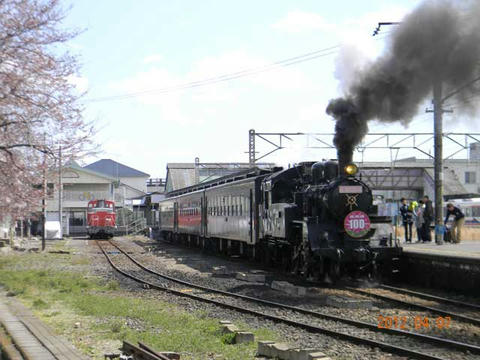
[[87, 47, 340, 103], [86, 33, 393, 103]]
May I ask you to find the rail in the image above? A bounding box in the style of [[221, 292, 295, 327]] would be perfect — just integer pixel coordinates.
[[122, 341, 172, 360]]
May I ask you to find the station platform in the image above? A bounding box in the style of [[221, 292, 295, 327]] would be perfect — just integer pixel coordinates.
[[398, 241, 480, 296], [0, 293, 87, 360], [402, 241, 480, 261]]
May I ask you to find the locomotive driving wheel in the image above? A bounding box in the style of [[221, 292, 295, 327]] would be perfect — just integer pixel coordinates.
[[324, 259, 341, 284]]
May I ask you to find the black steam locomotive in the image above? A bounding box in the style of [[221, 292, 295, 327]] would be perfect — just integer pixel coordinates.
[[158, 161, 401, 280]]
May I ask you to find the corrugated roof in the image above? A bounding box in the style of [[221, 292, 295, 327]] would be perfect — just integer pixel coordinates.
[[166, 168, 196, 191], [165, 162, 276, 192], [84, 159, 150, 178]]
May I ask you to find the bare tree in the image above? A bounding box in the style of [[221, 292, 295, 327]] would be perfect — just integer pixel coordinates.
[[0, 0, 94, 221]]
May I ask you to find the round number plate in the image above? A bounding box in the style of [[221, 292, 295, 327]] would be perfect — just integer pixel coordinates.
[[344, 211, 371, 238]]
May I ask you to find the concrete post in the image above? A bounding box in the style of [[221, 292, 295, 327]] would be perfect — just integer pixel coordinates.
[[249, 129, 255, 166], [58, 146, 63, 239], [433, 82, 444, 245]]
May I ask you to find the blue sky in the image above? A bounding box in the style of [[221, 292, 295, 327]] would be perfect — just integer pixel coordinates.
[[62, 0, 471, 177]]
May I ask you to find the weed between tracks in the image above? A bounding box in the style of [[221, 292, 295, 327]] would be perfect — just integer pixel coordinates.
[[0, 243, 277, 359]]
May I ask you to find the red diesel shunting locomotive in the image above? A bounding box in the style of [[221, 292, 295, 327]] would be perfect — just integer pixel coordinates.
[[86, 199, 116, 238]]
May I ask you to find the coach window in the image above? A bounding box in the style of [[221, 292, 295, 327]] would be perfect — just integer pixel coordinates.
[[239, 204, 243, 216]]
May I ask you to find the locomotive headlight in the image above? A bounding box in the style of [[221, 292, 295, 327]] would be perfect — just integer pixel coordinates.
[[344, 163, 358, 176]]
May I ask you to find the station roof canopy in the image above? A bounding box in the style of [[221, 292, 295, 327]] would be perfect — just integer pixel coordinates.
[[84, 159, 150, 178]]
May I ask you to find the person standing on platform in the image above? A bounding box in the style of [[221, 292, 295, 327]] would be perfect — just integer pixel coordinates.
[[444, 203, 465, 244], [422, 195, 433, 242], [415, 200, 425, 242], [399, 198, 413, 243], [409, 200, 419, 241]]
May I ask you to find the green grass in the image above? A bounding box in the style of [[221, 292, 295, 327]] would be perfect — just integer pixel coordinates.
[[0, 251, 278, 359]]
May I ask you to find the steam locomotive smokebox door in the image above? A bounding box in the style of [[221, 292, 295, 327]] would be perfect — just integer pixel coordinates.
[[325, 180, 372, 218]]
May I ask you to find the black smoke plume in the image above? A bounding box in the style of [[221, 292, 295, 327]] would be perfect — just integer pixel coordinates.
[[327, 0, 480, 169]]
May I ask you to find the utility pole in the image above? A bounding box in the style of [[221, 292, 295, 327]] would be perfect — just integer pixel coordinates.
[[249, 129, 256, 166], [42, 135, 47, 251], [427, 81, 449, 244], [432, 81, 444, 245], [58, 146, 63, 239]]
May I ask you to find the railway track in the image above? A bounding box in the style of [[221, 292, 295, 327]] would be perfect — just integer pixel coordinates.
[[97, 239, 480, 360], [379, 284, 480, 311], [346, 286, 480, 327]]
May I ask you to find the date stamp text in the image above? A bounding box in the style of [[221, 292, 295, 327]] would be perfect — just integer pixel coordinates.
[[377, 315, 451, 330]]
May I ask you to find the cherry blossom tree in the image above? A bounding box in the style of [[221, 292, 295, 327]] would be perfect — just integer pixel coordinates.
[[0, 0, 94, 222]]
